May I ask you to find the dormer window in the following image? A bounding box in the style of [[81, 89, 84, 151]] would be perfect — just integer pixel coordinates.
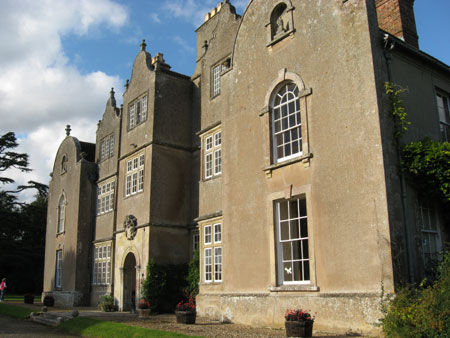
[[128, 94, 148, 130], [267, 2, 295, 46]]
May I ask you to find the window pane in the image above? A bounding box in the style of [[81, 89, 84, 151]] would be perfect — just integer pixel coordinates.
[[300, 218, 308, 238], [279, 200, 288, 221], [283, 262, 293, 282], [292, 240, 301, 260], [282, 242, 292, 261], [290, 220, 300, 239], [293, 261, 302, 281], [280, 221, 289, 241], [302, 239, 309, 259]]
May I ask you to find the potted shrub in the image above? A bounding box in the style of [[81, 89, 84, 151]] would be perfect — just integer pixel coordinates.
[[284, 309, 314, 337], [24, 293, 34, 304], [43, 295, 54, 307], [137, 299, 151, 318], [99, 294, 116, 312], [175, 298, 196, 324]]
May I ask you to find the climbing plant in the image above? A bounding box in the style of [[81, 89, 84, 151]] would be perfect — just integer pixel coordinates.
[[401, 139, 450, 204], [384, 82, 450, 205]]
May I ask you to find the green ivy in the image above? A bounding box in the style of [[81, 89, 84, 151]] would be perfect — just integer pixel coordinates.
[[385, 82, 411, 137], [401, 138, 450, 204]]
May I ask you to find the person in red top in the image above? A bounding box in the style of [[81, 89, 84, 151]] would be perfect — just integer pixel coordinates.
[[0, 278, 6, 302]]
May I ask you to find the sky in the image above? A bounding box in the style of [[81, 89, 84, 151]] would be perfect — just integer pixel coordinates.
[[0, 0, 449, 202]]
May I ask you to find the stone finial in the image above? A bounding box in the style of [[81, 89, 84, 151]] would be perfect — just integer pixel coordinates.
[[110, 87, 115, 99], [140, 39, 147, 51], [65, 124, 71, 136], [125, 79, 129, 90], [203, 40, 209, 51]]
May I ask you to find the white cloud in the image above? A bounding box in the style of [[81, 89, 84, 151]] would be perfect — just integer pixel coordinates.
[[151, 13, 162, 24], [0, 0, 128, 199], [173, 36, 195, 54]]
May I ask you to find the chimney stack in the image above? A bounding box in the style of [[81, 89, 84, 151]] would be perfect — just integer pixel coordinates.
[[376, 0, 419, 48]]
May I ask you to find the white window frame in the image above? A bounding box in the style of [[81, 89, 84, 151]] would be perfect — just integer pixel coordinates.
[[57, 195, 66, 234], [214, 247, 222, 282], [55, 250, 62, 288], [99, 135, 115, 162], [202, 220, 223, 283], [203, 130, 222, 180], [125, 154, 144, 197], [419, 200, 442, 269], [204, 248, 212, 282], [204, 225, 212, 245], [275, 197, 310, 285], [128, 95, 148, 130], [271, 82, 302, 163], [212, 65, 221, 97], [93, 243, 112, 285], [214, 223, 222, 243], [436, 91, 450, 142], [97, 180, 115, 215]]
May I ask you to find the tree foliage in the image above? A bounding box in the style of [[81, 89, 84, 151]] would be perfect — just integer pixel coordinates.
[[0, 131, 48, 293], [401, 138, 450, 204]]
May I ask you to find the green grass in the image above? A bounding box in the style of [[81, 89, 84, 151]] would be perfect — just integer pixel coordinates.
[[59, 317, 205, 338], [0, 303, 34, 318], [4, 294, 40, 302]]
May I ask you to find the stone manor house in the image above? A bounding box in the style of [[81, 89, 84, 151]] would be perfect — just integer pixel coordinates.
[[43, 0, 450, 334]]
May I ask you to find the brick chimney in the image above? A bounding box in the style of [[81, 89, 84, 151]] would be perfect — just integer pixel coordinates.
[[376, 0, 419, 48]]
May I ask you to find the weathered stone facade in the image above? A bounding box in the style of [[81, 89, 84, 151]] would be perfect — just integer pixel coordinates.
[[43, 0, 450, 334]]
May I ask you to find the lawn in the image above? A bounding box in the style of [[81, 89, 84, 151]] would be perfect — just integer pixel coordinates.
[[0, 303, 34, 318], [60, 317, 204, 338]]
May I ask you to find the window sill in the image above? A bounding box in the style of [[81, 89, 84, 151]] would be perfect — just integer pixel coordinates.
[[266, 29, 295, 47], [200, 281, 223, 286], [202, 174, 222, 183], [263, 153, 313, 178], [269, 285, 319, 292], [97, 210, 114, 217]]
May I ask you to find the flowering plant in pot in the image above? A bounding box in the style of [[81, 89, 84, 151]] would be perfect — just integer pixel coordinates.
[[284, 309, 315, 337], [137, 299, 151, 318], [175, 298, 196, 324]]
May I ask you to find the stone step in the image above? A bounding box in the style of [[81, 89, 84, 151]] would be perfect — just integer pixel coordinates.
[[30, 312, 72, 327]]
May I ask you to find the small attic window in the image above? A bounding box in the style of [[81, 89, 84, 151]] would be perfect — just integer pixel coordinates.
[[61, 155, 68, 174], [267, 2, 295, 46]]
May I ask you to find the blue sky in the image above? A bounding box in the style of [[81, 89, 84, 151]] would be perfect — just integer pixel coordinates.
[[0, 0, 449, 201]]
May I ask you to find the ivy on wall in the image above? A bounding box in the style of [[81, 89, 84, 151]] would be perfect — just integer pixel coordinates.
[[385, 82, 450, 206]]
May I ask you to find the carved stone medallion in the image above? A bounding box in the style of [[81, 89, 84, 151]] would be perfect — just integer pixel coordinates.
[[124, 215, 138, 240]]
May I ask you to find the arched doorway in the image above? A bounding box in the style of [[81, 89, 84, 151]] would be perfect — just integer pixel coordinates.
[[123, 253, 136, 311]]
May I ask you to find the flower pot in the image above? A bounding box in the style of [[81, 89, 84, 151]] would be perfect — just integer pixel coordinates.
[[175, 310, 196, 324], [138, 308, 151, 319], [285, 320, 313, 337]]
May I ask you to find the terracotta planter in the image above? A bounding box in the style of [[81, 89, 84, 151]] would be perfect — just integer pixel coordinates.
[[175, 310, 196, 324], [138, 308, 151, 319], [285, 320, 313, 337]]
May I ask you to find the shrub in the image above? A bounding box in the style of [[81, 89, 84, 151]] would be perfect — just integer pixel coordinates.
[[99, 294, 116, 312], [186, 250, 199, 298], [380, 251, 450, 338], [141, 260, 187, 313]]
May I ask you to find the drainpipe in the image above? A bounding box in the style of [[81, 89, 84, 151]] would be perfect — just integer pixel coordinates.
[[383, 36, 415, 284]]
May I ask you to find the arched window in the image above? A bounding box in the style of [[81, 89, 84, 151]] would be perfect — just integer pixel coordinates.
[[271, 82, 302, 163], [57, 194, 66, 233], [61, 155, 67, 174]]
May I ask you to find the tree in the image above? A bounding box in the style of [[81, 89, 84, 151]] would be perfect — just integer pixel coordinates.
[[0, 131, 48, 293]]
